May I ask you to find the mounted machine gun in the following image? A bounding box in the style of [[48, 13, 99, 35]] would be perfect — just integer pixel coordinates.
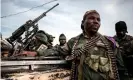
[[5, 3, 59, 56]]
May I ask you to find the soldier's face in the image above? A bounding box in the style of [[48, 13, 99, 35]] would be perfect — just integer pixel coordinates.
[[59, 39, 66, 45], [116, 31, 126, 38], [83, 13, 101, 34]]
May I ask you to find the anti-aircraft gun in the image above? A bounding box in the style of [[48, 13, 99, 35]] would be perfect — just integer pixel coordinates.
[[6, 3, 59, 56]]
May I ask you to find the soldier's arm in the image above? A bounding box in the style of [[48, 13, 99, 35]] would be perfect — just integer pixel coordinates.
[[66, 38, 76, 54], [124, 40, 133, 58], [131, 40, 133, 49], [57, 37, 76, 57], [130, 40, 133, 55]]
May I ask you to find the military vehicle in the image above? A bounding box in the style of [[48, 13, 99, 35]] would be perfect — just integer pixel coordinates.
[[1, 3, 71, 80]]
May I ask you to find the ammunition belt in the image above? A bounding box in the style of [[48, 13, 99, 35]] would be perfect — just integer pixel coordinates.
[[101, 36, 120, 80], [70, 34, 101, 80], [70, 34, 120, 80]]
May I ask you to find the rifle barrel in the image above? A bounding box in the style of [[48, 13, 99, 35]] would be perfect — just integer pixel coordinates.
[[32, 3, 59, 23]]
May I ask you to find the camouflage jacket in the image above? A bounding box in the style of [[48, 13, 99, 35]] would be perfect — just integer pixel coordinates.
[[66, 33, 120, 80], [114, 35, 133, 56], [114, 34, 133, 76]]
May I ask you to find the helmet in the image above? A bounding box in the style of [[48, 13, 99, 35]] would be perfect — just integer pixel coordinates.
[[59, 34, 66, 40]]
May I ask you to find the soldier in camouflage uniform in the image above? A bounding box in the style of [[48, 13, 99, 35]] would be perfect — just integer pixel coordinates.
[[28, 30, 55, 56], [58, 33, 67, 48], [28, 30, 48, 51], [65, 10, 120, 80], [38, 34, 68, 58], [35, 30, 55, 49], [113, 21, 133, 80], [53, 34, 68, 58]]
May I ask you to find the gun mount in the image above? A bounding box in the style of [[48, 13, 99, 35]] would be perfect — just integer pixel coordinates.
[[4, 3, 59, 56]]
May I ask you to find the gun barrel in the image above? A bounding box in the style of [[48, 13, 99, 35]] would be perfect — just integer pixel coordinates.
[[32, 3, 59, 23]]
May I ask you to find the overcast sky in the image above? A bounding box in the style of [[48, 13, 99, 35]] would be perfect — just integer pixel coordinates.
[[1, 0, 133, 45]]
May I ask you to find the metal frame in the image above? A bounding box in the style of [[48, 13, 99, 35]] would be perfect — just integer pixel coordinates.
[[1, 60, 67, 66]]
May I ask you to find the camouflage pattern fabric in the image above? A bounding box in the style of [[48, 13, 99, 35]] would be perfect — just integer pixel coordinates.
[[66, 33, 120, 80], [114, 35, 133, 79]]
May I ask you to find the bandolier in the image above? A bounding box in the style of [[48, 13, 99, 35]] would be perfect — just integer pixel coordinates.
[[69, 33, 120, 80]]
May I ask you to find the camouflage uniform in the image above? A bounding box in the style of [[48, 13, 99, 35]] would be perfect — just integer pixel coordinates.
[[114, 21, 133, 80], [114, 35, 133, 80], [28, 30, 48, 51], [66, 33, 120, 80], [65, 10, 121, 80], [38, 34, 68, 58], [28, 30, 55, 56], [53, 34, 68, 58]]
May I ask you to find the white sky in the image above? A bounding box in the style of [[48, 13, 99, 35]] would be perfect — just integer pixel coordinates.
[[1, 0, 133, 45]]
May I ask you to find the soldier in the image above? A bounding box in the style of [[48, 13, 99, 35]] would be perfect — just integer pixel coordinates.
[[34, 30, 55, 56], [54, 34, 67, 51], [58, 34, 67, 47], [47, 34, 55, 49], [27, 30, 54, 51], [52, 34, 68, 58], [65, 10, 120, 80], [27, 30, 48, 51], [39, 34, 68, 58], [114, 21, 133, 80]]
